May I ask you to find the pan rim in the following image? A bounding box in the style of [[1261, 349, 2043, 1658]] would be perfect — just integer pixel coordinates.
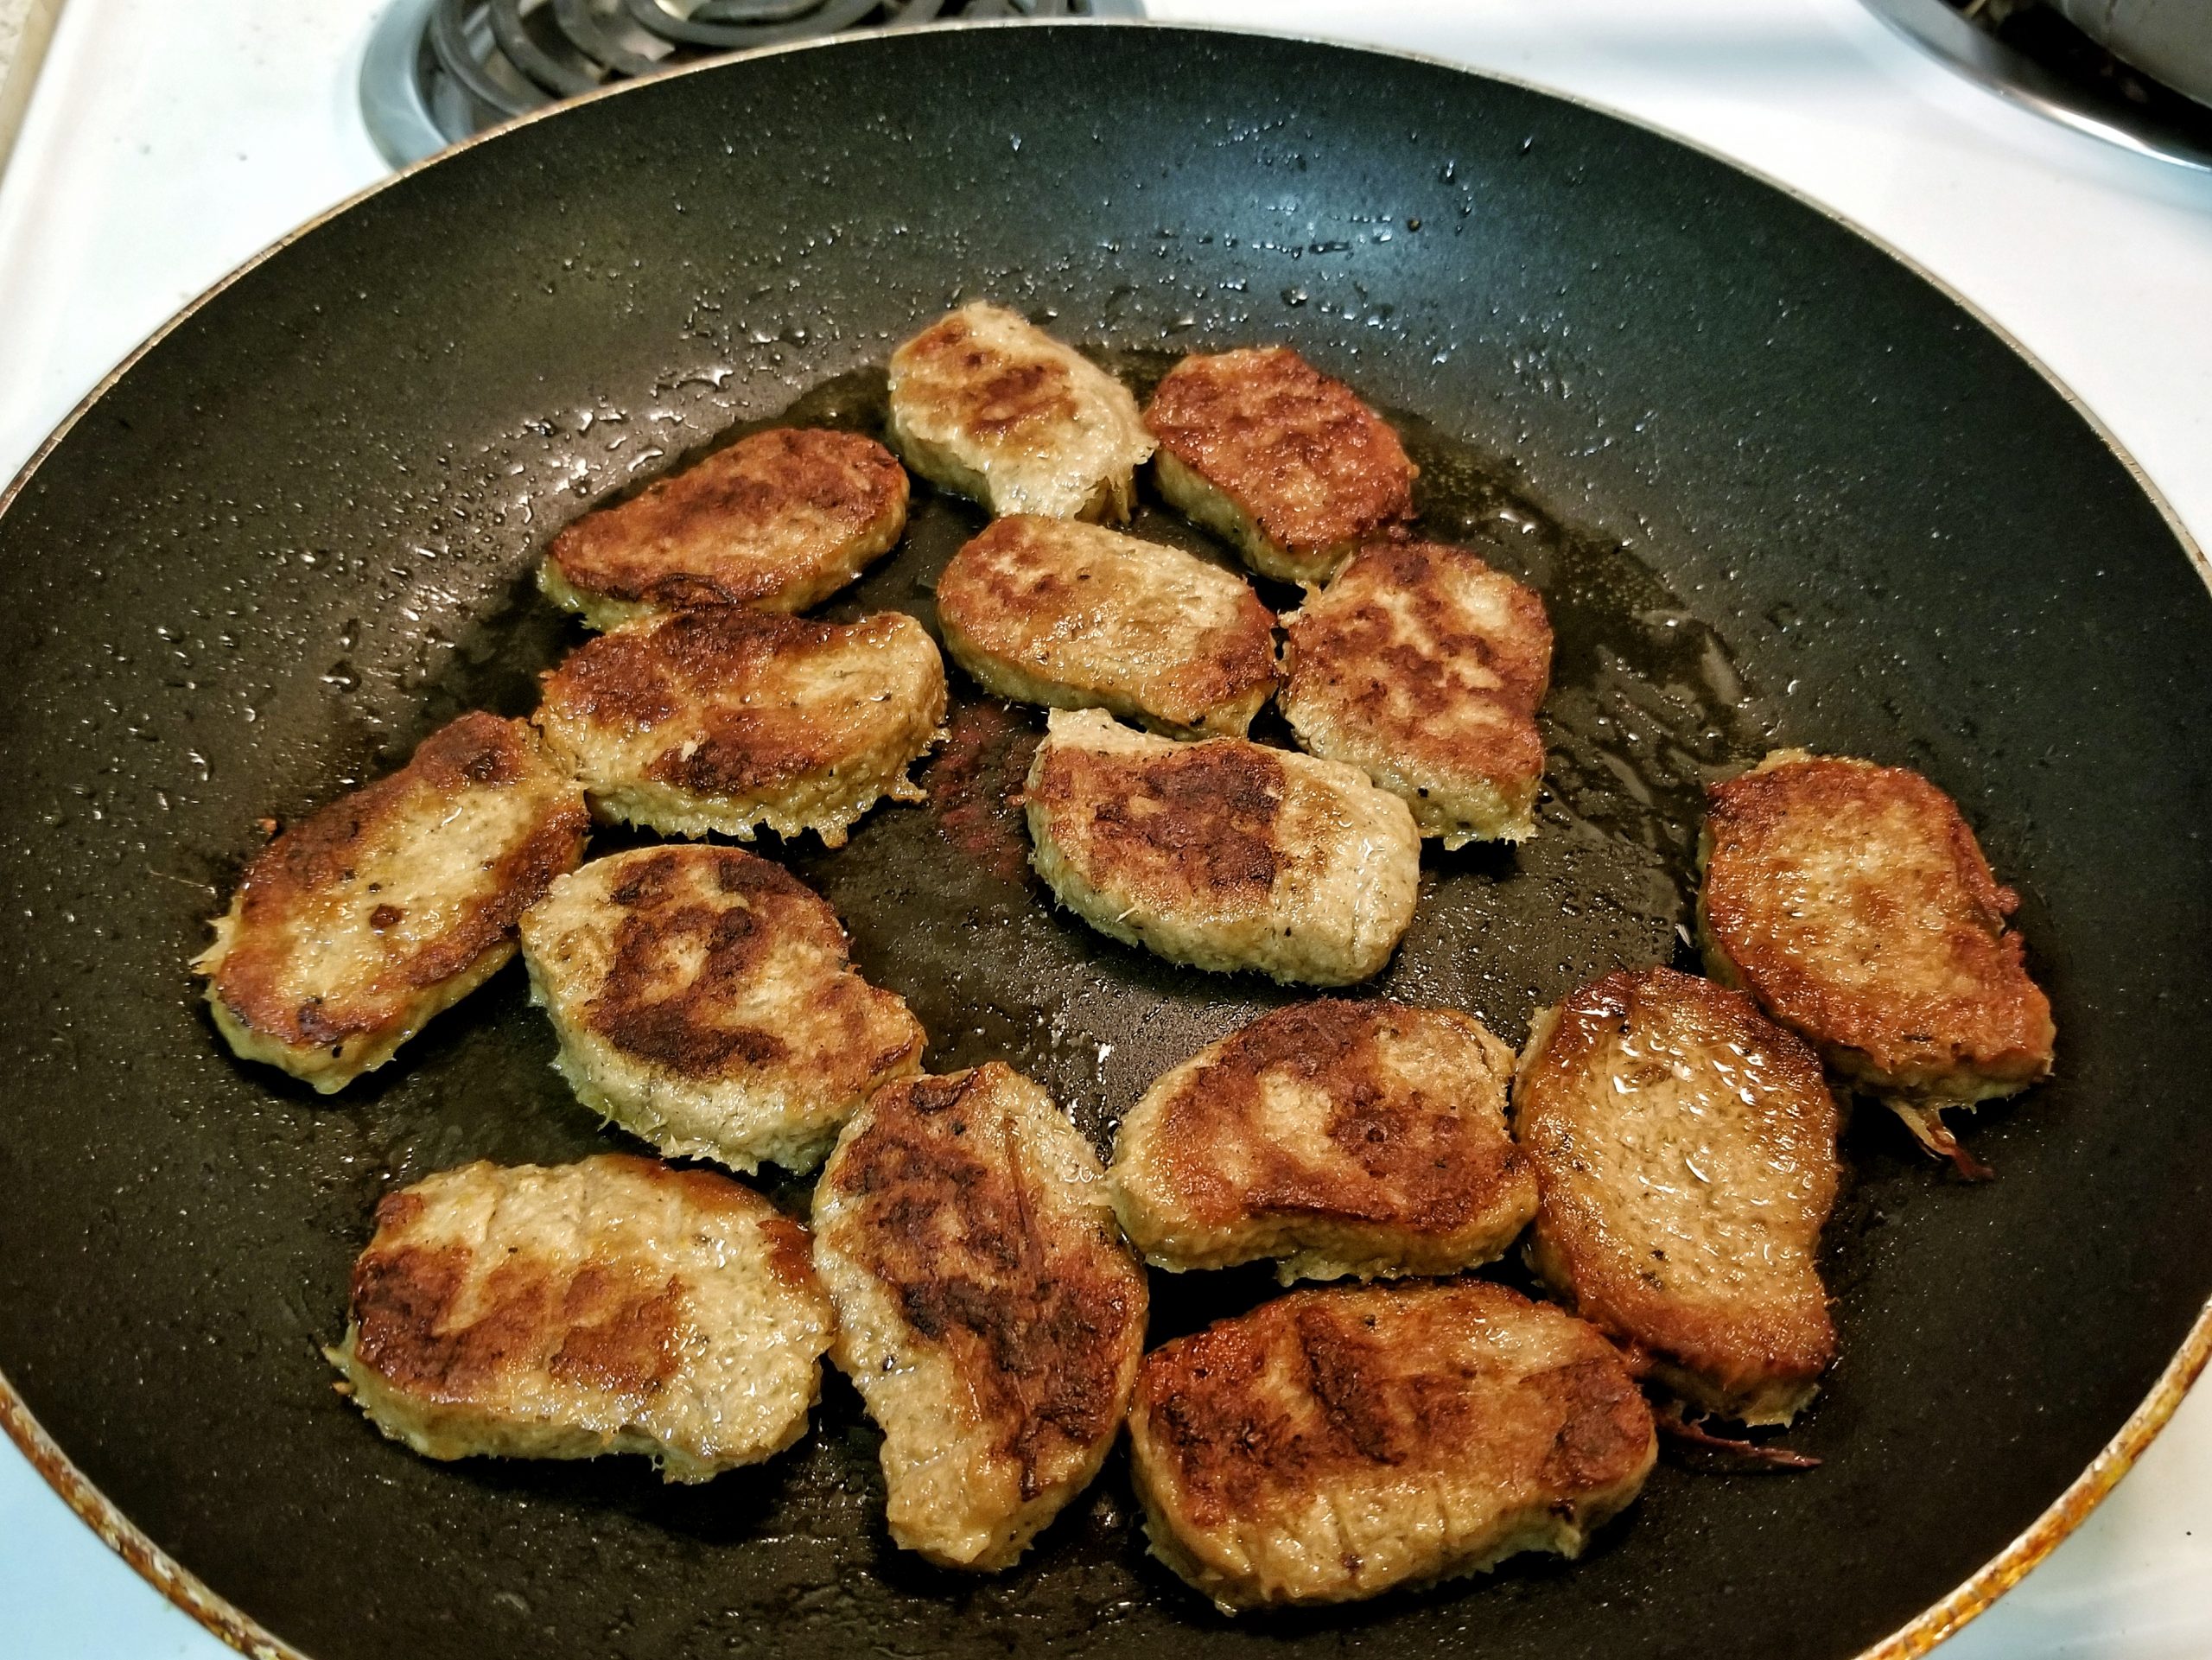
[[0, 20, 2205, 1660]]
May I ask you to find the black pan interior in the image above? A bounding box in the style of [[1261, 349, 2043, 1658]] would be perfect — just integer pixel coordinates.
[[1, 23, 2209, 1660]]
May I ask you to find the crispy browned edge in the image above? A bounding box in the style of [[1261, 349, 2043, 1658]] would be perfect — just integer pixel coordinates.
[[204, 711, 588, 1052], [1026, 726, 1287, 903], [1128, 1281, 1655, 1568], [1141, 346, 1415, 558], [934, 517, 1280, 729], [553, 844, 924, 1087], [346, 1154, 819, 1408], [544, 427, 909, 608], [822, 1065, 1147, 1499], [1516, 967, 1840, 1419], [1699, 756, 2056, 1093], [1135, 999, 1529, 1239]]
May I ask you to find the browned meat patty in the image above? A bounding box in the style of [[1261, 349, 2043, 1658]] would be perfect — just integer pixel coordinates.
[[1127, 1280, 1656, 1611], [1109, 998, 1535, 1282], [1515, 966, 1841, 1425], [540, 426, 910, 626], [1142, 345, 1416, 586], [1281, 538, 1552, 844], [533, 603, 946, 846], [327, 1154, 834, 1482], [811, 1063, 1148, 1569], [195, 712, 588, 1091], [1699, 749, 2056, 1172], [518, 844, 925, 1173], [935, 514, 1279, 737]]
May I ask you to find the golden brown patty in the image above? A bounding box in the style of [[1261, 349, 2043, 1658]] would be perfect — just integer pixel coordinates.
[[935, 515, 1280, 737], [1142, 346, 1416, 586], [195, 712, 588, 1091], [1128, 1280, 1656, 1612], [1109, 999, 1536, 1282], [327, 1154, 834, 1482], [1023, 708, 1421, 985], [1515, 967, 1840, 1425], [1699, 750, 2055, 1166], [811, 1064, 1148, 1569], [1281, 539, 1553, 845], [540, 426, 910, 627], [887, 302, 1154, 522], [518, 844, 925, 1173], [533, 604, 946, 846]]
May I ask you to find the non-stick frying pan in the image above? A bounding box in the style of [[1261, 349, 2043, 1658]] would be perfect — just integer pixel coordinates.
[[1, 22, 2207, 1660]]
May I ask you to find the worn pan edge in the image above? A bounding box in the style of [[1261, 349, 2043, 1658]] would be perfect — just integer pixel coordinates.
[[0, 21, 2206, 1660]]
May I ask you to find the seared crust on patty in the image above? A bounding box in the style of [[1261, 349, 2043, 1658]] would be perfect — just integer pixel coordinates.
[[1023, 708, 1420, 986], [1128, 1281, 1656, 1612], [196, 712, 588, 1091], [811, 1064, 1148, 1570], [533, 605, 947, 847], [540, 427, 910, 627], [936, 515, 1279, 737], [1142, 347, 1416, 587], [518, 845, 925, 1174], [887, 302, 1153, 523], [1515, 968, 1840, 1426], [327, 1154, 834, 1482], [1698, 751, 2055, 1164], [1110, 999, 1535, 1282], [1281, 540, 1553, 845]]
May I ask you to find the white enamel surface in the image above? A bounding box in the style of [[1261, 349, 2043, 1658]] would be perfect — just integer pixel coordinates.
[[1, 0, 2207, 1655]]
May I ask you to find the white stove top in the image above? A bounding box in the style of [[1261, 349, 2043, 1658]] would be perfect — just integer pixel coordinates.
[[2, 3, 2208, 1656]]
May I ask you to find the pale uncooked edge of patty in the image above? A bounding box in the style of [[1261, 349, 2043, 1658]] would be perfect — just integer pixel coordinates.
[[575, 730, 941, 849], [199, 924, 518, 1094], [886, 404, 1135, 525], [1278, 699, 1540, 847], [325, 1326, 817, 1484], [537, 558, 656, 632], [1150, 448, 1351, 588]]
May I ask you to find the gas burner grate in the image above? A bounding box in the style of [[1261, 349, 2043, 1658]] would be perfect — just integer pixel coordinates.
[[361, 0, 1142, 166]]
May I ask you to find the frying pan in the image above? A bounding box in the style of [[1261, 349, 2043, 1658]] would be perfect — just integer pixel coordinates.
[[1, 22, 2208, 1660]]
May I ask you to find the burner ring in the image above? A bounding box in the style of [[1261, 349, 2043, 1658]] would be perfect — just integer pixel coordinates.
[[364, 0, 1143, 167]]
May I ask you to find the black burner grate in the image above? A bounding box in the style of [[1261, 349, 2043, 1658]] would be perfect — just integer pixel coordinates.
[[361, 0, 1143, 164]]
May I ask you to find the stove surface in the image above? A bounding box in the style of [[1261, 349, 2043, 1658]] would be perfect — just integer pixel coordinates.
[[0, 3, 2208, 1657]]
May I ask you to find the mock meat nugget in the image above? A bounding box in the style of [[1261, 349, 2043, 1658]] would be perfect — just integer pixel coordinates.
[[811, 1064, 1148, 1570], [1110, 999, 1535, 1282], [1128, 1281, 1656, 1612], [1281, 539, 1553, 845], [195, 712, 588, 1092], [539, 426, 911, 627], [533, 604, 946, 847], [935, 515, 1279, 738], [1698, 750, 2056, 1172], [1515, 967, 1841, 1426], [1023, 708, 1421, 986], [887, 302, 1153, 522], [518, 845, 925, 1174], [327, 1154, 834, 1482], [1142, 346, 1416, 587]]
